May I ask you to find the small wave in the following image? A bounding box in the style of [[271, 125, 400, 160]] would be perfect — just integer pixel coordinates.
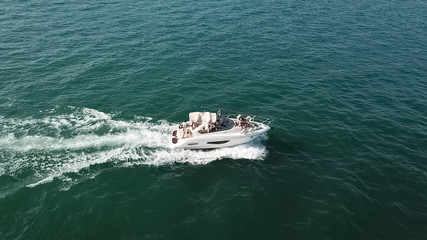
[[0, 107, 268, 193]]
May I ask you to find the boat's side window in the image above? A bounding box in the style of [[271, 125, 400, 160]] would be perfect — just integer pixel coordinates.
[[207, 140, 229, 144]]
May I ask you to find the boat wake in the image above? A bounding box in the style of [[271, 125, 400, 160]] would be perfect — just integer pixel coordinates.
[[0, 107, 268, 196]]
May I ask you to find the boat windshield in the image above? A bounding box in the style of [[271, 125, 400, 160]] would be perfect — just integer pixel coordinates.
[[217, 117, 234, 131]]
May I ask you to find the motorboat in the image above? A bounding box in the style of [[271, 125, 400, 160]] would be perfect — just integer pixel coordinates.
[[171, 110, 270, 149]]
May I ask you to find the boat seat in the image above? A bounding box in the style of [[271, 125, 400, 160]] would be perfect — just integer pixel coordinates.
[[202, 112, 211, 132], [177, 128, 185, 138], [189, 112, 202, 129], [210, 113, 217, 123]]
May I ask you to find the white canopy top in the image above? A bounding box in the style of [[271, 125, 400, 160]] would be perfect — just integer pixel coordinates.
[[188, 112, 217, 133], [189, 112, 202, 124]]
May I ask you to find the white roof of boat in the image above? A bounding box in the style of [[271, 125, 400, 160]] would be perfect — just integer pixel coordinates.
[[189, 112, 217, 123], [189, 112, 202, 123]]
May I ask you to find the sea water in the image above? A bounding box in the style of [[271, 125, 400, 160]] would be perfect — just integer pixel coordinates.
[[1, 0, 426, 239]]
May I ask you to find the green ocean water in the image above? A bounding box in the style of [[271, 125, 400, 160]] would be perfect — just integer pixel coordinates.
[[1, 0, 427, 239]]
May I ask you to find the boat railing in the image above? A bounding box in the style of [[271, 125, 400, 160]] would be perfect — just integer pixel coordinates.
[[256, 116, 274, 126], [230, 115, 273, 127]]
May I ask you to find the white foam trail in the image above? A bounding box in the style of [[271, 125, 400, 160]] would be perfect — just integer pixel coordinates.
[[126, 140, 267, 166], [0, 132, 142, 152], [0, 107, 268, 190]]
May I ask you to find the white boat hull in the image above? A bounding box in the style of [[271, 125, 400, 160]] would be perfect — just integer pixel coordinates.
[[171, 121, 270, 150]]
